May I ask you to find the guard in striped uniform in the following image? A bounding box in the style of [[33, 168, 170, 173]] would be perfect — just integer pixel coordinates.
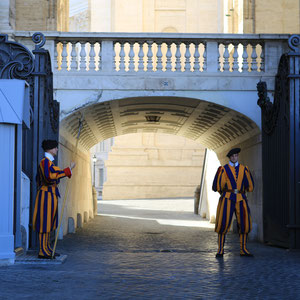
[[33, 140, 76, 259], [212, 148, 254, 258]]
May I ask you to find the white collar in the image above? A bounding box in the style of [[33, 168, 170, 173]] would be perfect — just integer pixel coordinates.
[[229, 161, 239, 167], [45, 152, 54, 162]]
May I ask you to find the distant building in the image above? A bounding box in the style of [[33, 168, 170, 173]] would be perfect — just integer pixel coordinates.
[[90, 138, 114, 199]]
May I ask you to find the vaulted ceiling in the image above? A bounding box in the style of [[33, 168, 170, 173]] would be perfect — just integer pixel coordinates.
[[60, 97, 260, 152]]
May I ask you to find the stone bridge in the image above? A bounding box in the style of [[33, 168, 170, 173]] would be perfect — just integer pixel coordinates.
[[16, 32, 288, 152], [15, 32, 290, 240]]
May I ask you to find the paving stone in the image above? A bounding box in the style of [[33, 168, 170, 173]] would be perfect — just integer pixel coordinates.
[[1, 199, 300, 299]]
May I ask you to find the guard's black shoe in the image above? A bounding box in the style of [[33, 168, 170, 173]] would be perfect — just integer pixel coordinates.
[[53, 252, 60, 257], [38, 255, 54, 259], [215, 253, 224, 258], [240, 252, 254, 257]]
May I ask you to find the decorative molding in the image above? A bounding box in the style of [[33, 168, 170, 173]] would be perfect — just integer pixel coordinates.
[[288, 34, 300, 53], [257, 53, 289, 135], [0, 34, 34, 79], [32, 32, 46, 50]]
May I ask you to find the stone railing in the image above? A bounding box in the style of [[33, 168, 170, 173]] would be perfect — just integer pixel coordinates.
[[13, 32, 289, 75]]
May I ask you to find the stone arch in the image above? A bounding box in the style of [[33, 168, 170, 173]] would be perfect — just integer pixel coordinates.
[[60, 96, 260, 156], [59, 95, 263, 241]]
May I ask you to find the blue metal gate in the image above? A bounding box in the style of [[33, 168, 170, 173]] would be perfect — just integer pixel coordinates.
[[258, 35, 300, 248]]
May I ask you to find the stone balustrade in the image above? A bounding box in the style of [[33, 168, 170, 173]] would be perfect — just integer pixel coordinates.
[[13, 32, 289, 75], [56, 37, 263, 73]]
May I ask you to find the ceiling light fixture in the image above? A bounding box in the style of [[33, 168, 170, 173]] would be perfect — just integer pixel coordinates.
[[145, 116, 161, 122]]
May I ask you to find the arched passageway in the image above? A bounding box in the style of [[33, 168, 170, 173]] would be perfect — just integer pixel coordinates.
[[57, 96, 262, 240], [60, 96, 259, 153]]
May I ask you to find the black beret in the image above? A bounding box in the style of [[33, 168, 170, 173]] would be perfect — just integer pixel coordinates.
[[226, 147, 241, 158], [42, 139, 58, 151]]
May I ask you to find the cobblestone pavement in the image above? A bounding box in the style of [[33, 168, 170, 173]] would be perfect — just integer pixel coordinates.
[[1, 199, 300, 300]]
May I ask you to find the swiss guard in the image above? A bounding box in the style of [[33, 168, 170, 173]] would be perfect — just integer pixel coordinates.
[[212, 148, 254, 258], [33, 140, 76, 259]]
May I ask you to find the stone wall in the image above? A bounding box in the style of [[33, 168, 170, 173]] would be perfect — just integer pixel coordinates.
[[1, 0, 299, 34], [90, 0, 299, 34], [102, 133, 206, 200], [255, 0, 300, 34], [91, 0, 224, 33], [15, 0, 69, 31], [56, 0, 69, 31], [57, 134, 94, 238], [224, 0, 300, 34], [9, 0, 16, 31], [69, 0, 89, 32]]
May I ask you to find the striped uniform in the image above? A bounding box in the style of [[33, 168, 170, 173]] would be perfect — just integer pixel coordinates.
[[33, 157, 71, 257], [212, 163, 254, 255]]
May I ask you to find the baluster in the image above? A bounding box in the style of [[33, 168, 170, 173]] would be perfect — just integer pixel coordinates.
[[70, 42, 77, 70], [242, 42, 249, 72], [223, 43, 230, 72], [138, 42, 144, 71], [175, 42, 181, 72], [113, 42, 117, 71], [98, 43, 102, 71], [119, 42, 125, 71], [166, 43, 172, 72], [193, 43, 200, 72], [202, 43, 207, 71], [54, 42, 59, 70], [146, 41, 153, 71], [260, 44, 265, 72], [128, 42, 135, 72], [156, 42, 163, 71], [185, 43, 191, 72], [218, 43, 222, 71], [61, 41, 68, 71], [80, 41, 87, 71], [232, 43, 239, 72], [89, 42, 96, 71], [251, 43, 258, 72]]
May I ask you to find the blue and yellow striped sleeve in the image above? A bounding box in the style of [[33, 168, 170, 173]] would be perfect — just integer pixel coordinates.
[[212, 166, 225, 193], [43, 158, 72, 181], [244, 166, 254, 192]]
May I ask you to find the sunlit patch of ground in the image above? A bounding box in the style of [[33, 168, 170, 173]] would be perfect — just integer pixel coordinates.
[[98, 198, 215, 229]]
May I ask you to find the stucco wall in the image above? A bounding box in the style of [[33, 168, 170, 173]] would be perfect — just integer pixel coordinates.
[[57, 134, 94, 238]]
